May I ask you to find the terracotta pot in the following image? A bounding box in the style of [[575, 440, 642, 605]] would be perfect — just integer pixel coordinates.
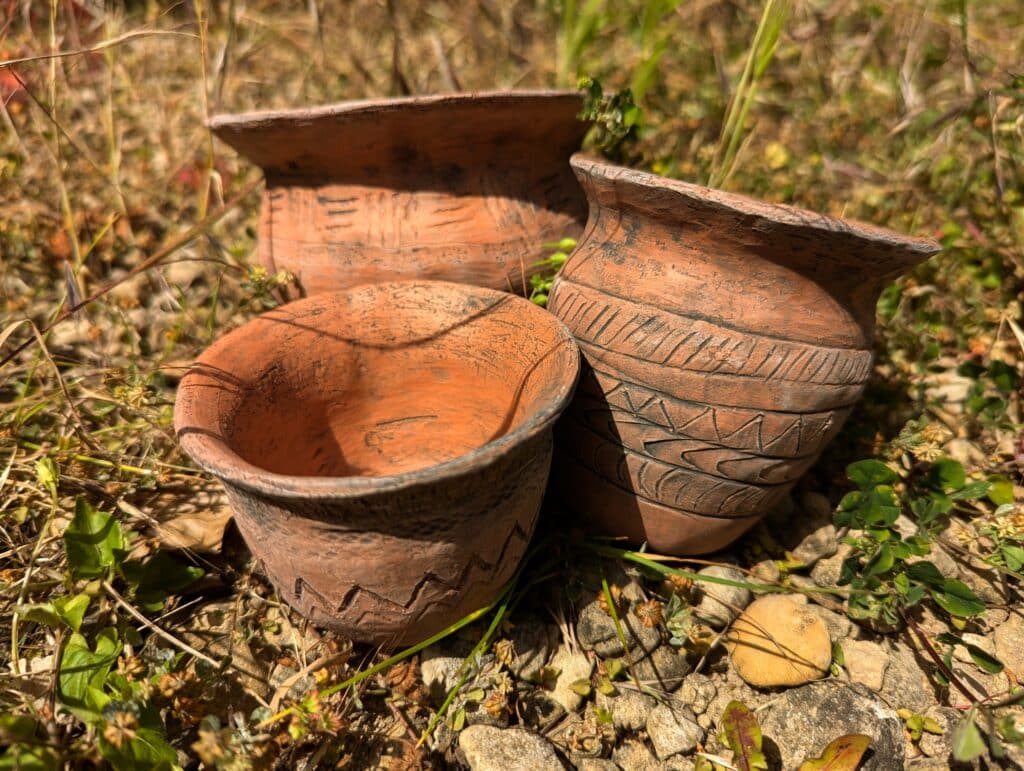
[[548, 154, 941, 555], [174, 281, 580, 645], [209, 90, 589, 299]]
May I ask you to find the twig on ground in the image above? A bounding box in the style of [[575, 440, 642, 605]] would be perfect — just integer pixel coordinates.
[[102, 579, 222, 670]]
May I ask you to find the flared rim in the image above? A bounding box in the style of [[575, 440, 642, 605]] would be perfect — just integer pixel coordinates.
[[208, 89, 583, 132], [174, 280, 581, 500], [571, 153, 942, 257]]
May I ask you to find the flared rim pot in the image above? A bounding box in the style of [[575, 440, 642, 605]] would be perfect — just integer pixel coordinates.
[[173, 280, 580, 644], [209, 90, 590, 298], [174, 281, 581, 499], [548, 155, 941, 555]]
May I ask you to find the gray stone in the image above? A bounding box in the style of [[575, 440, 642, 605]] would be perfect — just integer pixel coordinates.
[[806, 603, 854, 641], [519, 690, 566, 731], [952, 632, 996, 666], [881, 641, 935, 713], [577, 600, 662, 658], [647, 702, 703, 759], [694, 565, 752, 629], [924, 369, 972, 411], [611, 739, 659, 771], [927, 544, 959, 578], [663, 757, 696, 771], [596, 688, 656, 732], [509, 616, 560, 682], [789, 493, 839, 566], [810, 542, 853, 589], [550, 648, 595, 713], [572, 760, 620, 771], [918, 706, 960, 759], [673, 673, 716, 715], [982, 607, 1009, 628], [749, 559, 781, 585], [459, 725, 565, 771], [841, 639, 889, 691], [994, 612, 1024, 677], [631, 645, 692, 692], [788, 574, 846, 613], [420, 655, 464, 703], [759, 682, 904, 771]]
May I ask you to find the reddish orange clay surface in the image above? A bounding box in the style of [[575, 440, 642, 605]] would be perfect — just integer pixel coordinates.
[[548, 154, 941, 555], [175, 280, 580, 645], [209, 91, 589, 300]]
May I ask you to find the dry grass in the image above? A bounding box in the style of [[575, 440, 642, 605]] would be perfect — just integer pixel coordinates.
[[1, 0, 1021, 768]]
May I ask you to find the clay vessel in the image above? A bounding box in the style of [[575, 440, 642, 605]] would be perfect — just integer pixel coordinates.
[[548, 154, 941, 555], [174, 280, 579, 645], [209, 90, 589, 299]]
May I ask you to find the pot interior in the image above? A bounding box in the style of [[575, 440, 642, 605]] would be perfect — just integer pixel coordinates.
[[177, 282, 577, 480]]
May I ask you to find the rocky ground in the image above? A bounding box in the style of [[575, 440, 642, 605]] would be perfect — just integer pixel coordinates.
[[139, 477, 1021, 770], [392, 492, 1024, 770]]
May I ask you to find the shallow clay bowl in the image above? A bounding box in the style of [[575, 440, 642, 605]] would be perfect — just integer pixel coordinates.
[[209, 90, 589, 299], [174, 280, 580, 645]]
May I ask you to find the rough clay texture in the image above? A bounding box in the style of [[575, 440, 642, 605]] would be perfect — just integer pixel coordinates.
[[175, 281, 580, 645], [728, 595, 832, 687], [209, 91, 588, 299], [759, 682, 905, 771], [459, 725, 565, 771], [548, 154, 940, 554]]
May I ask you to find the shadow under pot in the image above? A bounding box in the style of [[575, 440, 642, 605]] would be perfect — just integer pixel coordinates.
[[548, 154, 941, 555], [174, 280, 580, 645], [209, 90, 589, 300]]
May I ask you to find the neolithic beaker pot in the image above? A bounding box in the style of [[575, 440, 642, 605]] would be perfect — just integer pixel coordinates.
[[548, 154, 941, 555], [174, 281, 580, 645], [210, 90, 589, 299]]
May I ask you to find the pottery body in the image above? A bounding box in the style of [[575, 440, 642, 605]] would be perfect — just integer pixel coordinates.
[[548, 155, 940, 554], [175, 281, 579, 644], [210, 91, 588, 299]]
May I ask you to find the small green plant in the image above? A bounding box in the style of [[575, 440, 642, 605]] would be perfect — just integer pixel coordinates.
[[6, 488, 204, 771], [835, 456, 989, 627], [977, 502, 1024, 574], [239, 265, 293, 309], [529, 237, 577, 307], [578, 77, 642, 160], [897, 708, 944, 742]]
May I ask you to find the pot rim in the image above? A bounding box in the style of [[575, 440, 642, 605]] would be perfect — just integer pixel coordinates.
[[571, 153, 942, 257], [174, 280, 580, 500], [208, 89, 583, 133]]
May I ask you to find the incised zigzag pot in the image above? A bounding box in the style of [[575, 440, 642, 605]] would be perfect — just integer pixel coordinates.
[[174, 280, 580, 645], [548, 154, 941, 555], [210, 90, 589, 299]]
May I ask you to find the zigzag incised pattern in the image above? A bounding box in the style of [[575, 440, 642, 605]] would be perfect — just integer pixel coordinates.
[[550, 276, 868, 522], [576, 369, 851, 459]]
